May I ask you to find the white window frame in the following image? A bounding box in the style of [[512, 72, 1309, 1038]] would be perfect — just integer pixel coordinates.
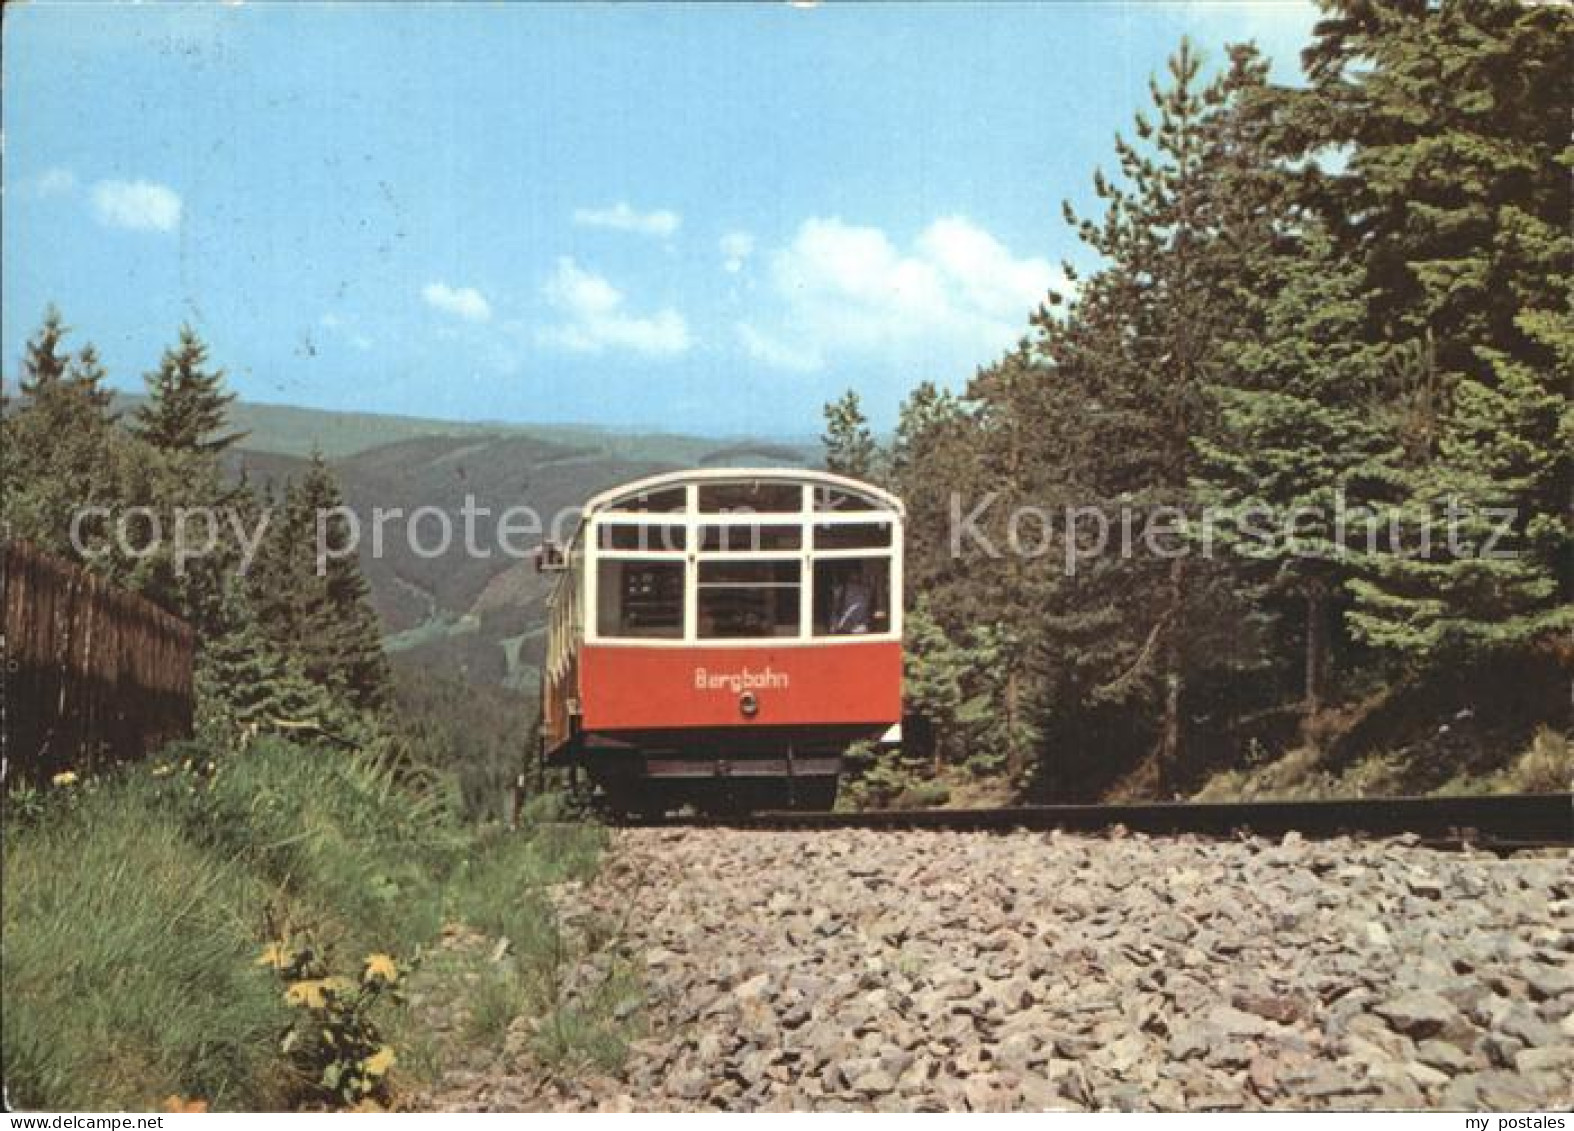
[[582, 478, 904, 647]]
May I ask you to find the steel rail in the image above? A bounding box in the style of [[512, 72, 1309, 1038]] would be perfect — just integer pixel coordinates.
[[628, 792, 1572, 850]]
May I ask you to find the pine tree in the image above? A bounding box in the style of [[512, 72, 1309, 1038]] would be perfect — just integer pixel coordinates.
[[66, 343, 116, 414], [964, 346, 1056, 781], [1024, 40, 1279, 793], [888, 380, 975, 608], [195, 590, 350, 744], [1300, 0, 1573, 660], [821, 390, 880, 481], [2, 310, 122, 556], [1194, 220, 1397, 711], [134, 325, 246, 453], [18, 304, 72, 396], [248, 452, 391, 713]]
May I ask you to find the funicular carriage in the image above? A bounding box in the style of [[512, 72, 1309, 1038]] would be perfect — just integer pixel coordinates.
[[539, 469, 904, 815]]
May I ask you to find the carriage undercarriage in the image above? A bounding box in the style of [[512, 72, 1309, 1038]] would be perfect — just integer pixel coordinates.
[[550, 724, 880, 817]]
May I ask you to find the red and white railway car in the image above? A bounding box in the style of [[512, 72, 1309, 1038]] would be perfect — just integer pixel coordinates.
[[539, 468, 903, 813]]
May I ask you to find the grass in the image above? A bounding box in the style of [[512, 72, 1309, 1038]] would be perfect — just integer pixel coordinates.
[[1195, 724, 1573, 801], [2, 777, 289, 1110], [2, 740, 622, 1111], [433, 822, 636, 1071], [182, 739, 463, 959], [462, 967, 532, 1045]]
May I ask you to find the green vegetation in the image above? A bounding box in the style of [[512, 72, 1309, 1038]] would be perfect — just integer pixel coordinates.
[[3, 315, 626, 1110], [440, 823, 637, 1073], [2, 742, 615, 1111], [133, 325, 246, 454], [842, 2, 1571, 805], [1197, 725, 1572, 803], [821, 390, 880, 480], [3, 773, 289, 1111]]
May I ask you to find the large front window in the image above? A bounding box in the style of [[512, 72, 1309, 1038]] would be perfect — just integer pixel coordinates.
[[697, 560, 801, 638]]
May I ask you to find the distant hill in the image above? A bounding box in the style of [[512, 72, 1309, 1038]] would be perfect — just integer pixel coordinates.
[[206, 396, 813, 692], [114, 393, 812, 464]]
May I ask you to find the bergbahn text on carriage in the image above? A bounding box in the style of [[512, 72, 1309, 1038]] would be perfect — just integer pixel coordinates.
[[538, 468, 904, 814]]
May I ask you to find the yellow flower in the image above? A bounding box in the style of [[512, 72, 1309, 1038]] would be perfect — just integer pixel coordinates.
[[162, 1095, 208, 1113], [362, 953, 398, 985], [51, 771, 79, 787], [257, 942, 290, 970], [283, 978, 349, 1009], [362, 1046, 396, 1078]]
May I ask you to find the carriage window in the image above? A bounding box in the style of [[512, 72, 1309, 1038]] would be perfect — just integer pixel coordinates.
[[697, 561, 801, 638], [699, 524, 802, 552], [597, 560, 684, 638], [814, 486, 881, 512], [813, 522, 892, 550], [813, 558, 891, 636], [698, 482, 803, 513], [598, 523, 686, 551], [605, 486, 686, 513]]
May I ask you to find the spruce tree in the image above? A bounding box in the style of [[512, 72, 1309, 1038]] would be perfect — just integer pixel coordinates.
[[1194, 220, 1396, 710], [888, 380, 974, 606], [18, 304, 72, 396], [10, 306, 113, 413], [1025, 40, 1279, 792], [2, 310, 122, 556], [249, 452, 391, 713], [195, 589, 349, 743], [821, 390, 880, 481], [901, 602, 968, 770], [1300, 0, 1573, 660], [66, 343, 116, 414], [134, 325, 246, 453]]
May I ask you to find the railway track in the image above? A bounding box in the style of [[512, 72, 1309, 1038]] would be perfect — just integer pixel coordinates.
[[636, 791, 1572, 850]]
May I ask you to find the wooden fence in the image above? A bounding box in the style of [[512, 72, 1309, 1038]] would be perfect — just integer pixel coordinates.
[[2, 541, 195, 785]]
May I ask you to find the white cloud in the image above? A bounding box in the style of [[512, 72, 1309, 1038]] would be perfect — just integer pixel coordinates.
[[720, 230, 755, 274], [746, 215, 1059, 373], [736, 323, 819, 373], [422, 282, 493, 322], [90, 179, 182, 231], [572, 202, 681, 238], [33, 167, 78, 197], [539, 257, 691, 356], [1171, 1, 1320, 81]]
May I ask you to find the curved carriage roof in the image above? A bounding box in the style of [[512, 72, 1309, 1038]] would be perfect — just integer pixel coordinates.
[[582, 467, 905, 518]]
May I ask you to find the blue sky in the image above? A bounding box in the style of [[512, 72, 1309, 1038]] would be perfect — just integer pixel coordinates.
[[2, 2, 1319, 436]]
